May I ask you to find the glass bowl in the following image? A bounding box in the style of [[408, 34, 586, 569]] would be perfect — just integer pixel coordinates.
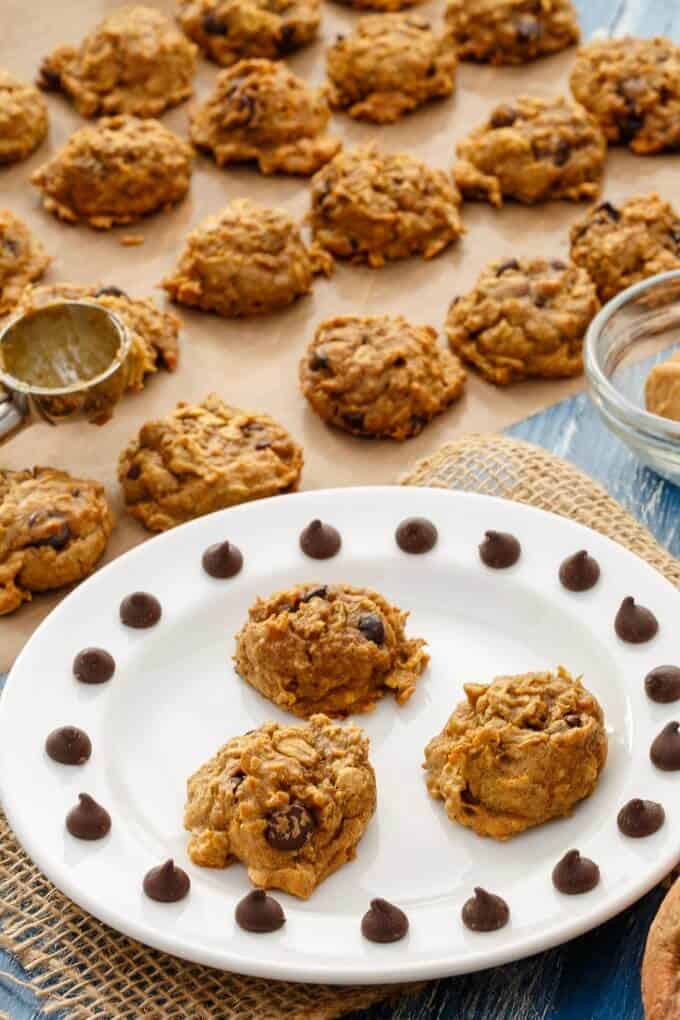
[[584, 269, 680, 486]]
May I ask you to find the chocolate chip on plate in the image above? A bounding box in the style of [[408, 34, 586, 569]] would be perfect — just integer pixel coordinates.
[[202, 541, 243, 579], [235, 889, 286, 933], [650, 721, 680, 771], [462, 888, 509, 931], [143, 859, 191, 902], [395, 517, 438, 554], [299, 519, 342, 560], [120, 592, 162, 629], [66, 793, 111, 840], [265, 804, 314, 851], [559, 550, 600, 592], [358, 613, 385, 645], [645, 665, 680, 704], [552, 850, 599, 894], [45, 726, 92, 765], [617, 798, 665, 838], [361, 898, 409, 943], [73, 647, 115, 684], [479, 530, 521, 569], [614, 597, 658, 643]]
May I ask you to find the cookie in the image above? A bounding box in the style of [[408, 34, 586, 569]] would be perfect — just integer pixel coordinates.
[[0, 70, 48, 165], [570, 36, 680, 155], [445, 257, 599, 385], [31, 116, 193, 229], [642, 876, 680, 1020], [326, 14, 456, 124], [570, 193, 680, 303], [189, 59, 341, 175], [0, 467, 114, 615], [300, 314, 466, 438], [310, 144, 463, 266], [645, 352, 680, 422], [454, 95, 606, 206], [38, 5, 197, 118], [184, 714, 377, 899], [177, 0, 320, 66], [445, 0, 579, 65], [234, 582, 429, 717], [162, 199, 331, 317], [119, 393, 303, 531], [0, 212, 51, 316], [424, 666, 608, 840]]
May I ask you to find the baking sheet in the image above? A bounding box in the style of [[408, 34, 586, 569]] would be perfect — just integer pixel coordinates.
[[2, 0, 678, 668]]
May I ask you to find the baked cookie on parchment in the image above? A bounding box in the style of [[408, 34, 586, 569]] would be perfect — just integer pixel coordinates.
[[0, 70, 48, 165], [177, 0, 320, 66], [445, 0, 579, 65], [0, 212, 51, 316]]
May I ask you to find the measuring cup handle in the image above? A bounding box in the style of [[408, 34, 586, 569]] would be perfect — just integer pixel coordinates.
[[0, 388, 30, 443]]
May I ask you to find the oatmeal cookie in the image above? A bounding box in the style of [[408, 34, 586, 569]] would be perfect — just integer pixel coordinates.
[[0, 212, 50, 316], [424, 666, 608, 840], [189, 59, 340, 175], [445, 0, 579, 65], [184, 714, 377, 898], [645, 352, 680, 422], [0, 70, 48, 165], [119, 393, 303, 531], [570, 193, 680, 302], [300, 314, 466, 438], [162, 199, 331, 317], [642, 876, 680, 1020], [177, 0, 320, 66], [326, 15, 456, 123], [454, 95, 606, 206], [445, 257, 599, 385], [234, 582, 428, 717], [310, 144, 463, 266], [0, 467, 113, 615], [31, 115, 193, 229], [570, 37, 680, 155], [38, 6, 197, 118]]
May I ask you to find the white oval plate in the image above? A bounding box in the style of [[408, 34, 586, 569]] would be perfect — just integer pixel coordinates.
[[1, 487, 678, 985]]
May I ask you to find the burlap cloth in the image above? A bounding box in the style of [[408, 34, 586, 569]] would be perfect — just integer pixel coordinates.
[[1, 433, 678, 1019]]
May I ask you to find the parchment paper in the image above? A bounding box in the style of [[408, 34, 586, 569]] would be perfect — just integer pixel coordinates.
[[2, 0, 679, 668]]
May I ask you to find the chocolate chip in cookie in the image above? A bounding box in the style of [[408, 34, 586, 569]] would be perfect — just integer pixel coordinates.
[[265, 803, 315, 851]]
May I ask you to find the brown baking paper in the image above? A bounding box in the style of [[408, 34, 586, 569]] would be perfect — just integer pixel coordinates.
[[2, 0, 678, 670]]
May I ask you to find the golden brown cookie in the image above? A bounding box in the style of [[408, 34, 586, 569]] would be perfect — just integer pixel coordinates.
[[445, 257, 599, 385], [570, 194, 680, 303], [326, 14, 456, 123], [454, 95, 606, 206], [310, 144, 463, 266], [424, 666, 608, 840], [234, 582, 429, 717], [0, 70, 48, 165], [38, 5, 197, 118], [162, 199, 331, 317], [177, 0, 320, 66], [570, 36, 680, 155], [0, 467, 114, 615], [119, 393, 303, 531], [184, 714, 377, 899], [645, 352, 680, 422], [0, 212, 51, 316], [300, 314, 466, 438], [641, 876, 680, 1020], [31, 115, 193, 229], [189, 59, 341, 175], [445, 0, 579, 65]]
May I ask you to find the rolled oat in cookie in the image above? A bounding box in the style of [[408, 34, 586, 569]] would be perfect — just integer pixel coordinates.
[[177, 0, 320, 66], [445, 0, 579, 65]]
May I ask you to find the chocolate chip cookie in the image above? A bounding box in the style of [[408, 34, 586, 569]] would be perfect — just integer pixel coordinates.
[[642, 876, 680, 1020], [570, 193, 680, 302], [189, 59, 341, 175], [162, 199, 331, 317], [0, 212, 50, 316], [310, 144, 463, 266], [0, 467, 114, 615], [177, 0, 320, 66], [119, 393, 303, 531], [570, 36, 680, 155], [184, 714, 377, 898], [445, 0, 579, 65], [0, 70, 48, 165], [234, 582, 428, 717], [445, 257, 599, 385], [300, 314, 466, 438], [424, 666, 608, 840], [454, 95, 606, 206], [645, 352, 680, 422], [31, 116, 192, 230], [326, 14, 456, 123], [38, 5, 197, 118]]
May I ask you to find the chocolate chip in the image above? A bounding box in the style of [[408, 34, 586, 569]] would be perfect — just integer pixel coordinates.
[[559, 550, 600, 592], [617, 798, 665, 838], [596, 201, 621, 222], [496, 258, 520, 276], [358, 613, 385, 645], [426, 64, 436, 77], [94, 285, 127, 299], [361, 898, 409, 943], [462, 888, 509, 931], [126, 463, 141, 480], [343, 411, 365, 431], [277, 23, 298, 54], [650, 721, 680, 771], [552, 850, 599, 894], [300, 585, 327, 603], [203, 12, 227, 35], [550, 259, 567, 270], [618, 111, 644, 142], [73, 647, 115, 684], [230, 769, 245, 792], [299, 519, 341, 559], [515, 14, 541, 41], [236, 94, 255, 121], [615, 596, 658, 643], [38, 64, 61, 90], [3, 237, 19, 256], [490, 105, 517, 129], [309, 350, 330, 371], [645, 665, 680, 704], [335, 33, 345, 42], [202, 541, 243, 579], [235, 889, 286, 933], [143, 860, 191, 902], [66, 793, 111, 840], [265, 804, 314, 851], [28, 513, 71, 550], [479, 530, 521, 569], [565, 714, 582, 728], [45, 726, 92, 765], [395, 516, 438, 554], [120, 592, 162, 629], [552, 140, 571, 167]]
